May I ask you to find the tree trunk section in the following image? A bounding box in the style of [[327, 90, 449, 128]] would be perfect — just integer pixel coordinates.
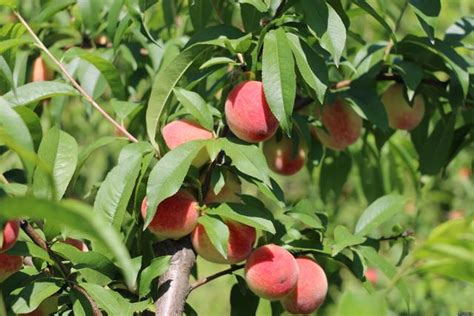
[[154, 237, 195, 316]]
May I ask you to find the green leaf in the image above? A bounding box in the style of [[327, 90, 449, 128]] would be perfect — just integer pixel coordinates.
[[0, 39, 30, 54], [355, 195, 406, 236], [173, 88, 214, 130], [146, 45, 210, 150], [239, 0, 269, 12], [198, 215, 230, 259], [145, 140, 206, 227], [418, 112, 456, 175], [7, 241, 53, 264], [297, 0, 347, 66], [139, 0, 158, 12], [219, 138, 270, 185], [189, 0, 212, 31], [320, 152, 352, 202], [63, 48, 125, 99], [107, 0, 124, 39], [332, 226, 366, 256], [286, 33, 328, 103], [14, 106, 42, 151], [94, 143, 146, 229], [408, 0, 441, 41], [138, 256, 171, 298], [2, 82, 79, 107], [10, 278, 62, 314], [240, 3, 265, 33], [51, 243, 119, 279], [358, 246, 410, 309], [207, 203, 276, 233], [111, 100, 141, 121], [352, 0, 396, 42], [0, 197, 136, 288], [32, 0, 76, 23], [78, 0, 101, 32], [199, 57, 238, 70], [0, 98, 36, 180], [392, 60, 423, 101], [262, 28, 296, 134], [287, 212, 324, 230], [79, 283, 132, 316], [33, 127, 78, 201], [230, 278, 260, 316]]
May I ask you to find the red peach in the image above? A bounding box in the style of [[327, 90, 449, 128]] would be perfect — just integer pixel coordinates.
[[382, 84, 425, 131], [191, 220, 256, 264], [280, 257, 328, 314], [225, 81, 279, 143], [313, 100, 363, 151], [1, 220, 20, 253], [0, 253, 22, 282], [458, 167, 471, 180], [162, 119, 214, 167], [32, 57, 53, 82], [245, 244, 299, 300], [204, 171, 241, 204], [63, 238, 89, 252], [263, 135, 306, 176], [365, 267, 378, 285], [141, 191, 199, 240]]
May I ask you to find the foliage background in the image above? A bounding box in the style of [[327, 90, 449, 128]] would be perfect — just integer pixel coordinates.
[[0, 0, 473, 315]]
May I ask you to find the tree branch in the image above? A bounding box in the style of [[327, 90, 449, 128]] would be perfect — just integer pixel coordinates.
[[13, 11, 138, 144], [153, 237, 196, 316], [188, 264, 244, 293]]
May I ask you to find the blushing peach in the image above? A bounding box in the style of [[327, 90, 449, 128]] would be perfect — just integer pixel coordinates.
[[0, 253, 22, 282], [1, 220, 20, 253], [141, 191, 199, 240], [225, 81, 279, 143], [63, 238, 89, 252], [280, 257, 328, 314], [313, 100, 362, 151], [382, 84, 425, 131], [162, 119, 214, 167], [192, 220, 256, 264], [245, 244, 299, 300], [32, 57, 53, 82], [365, 267, 378, 285], [263, 135, 306, 176]]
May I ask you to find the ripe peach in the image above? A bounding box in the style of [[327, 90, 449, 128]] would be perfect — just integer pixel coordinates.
[[280, 257, 328, 314], [204, 171, 241, 204], [1, 220, 20, 253], [0, 253, 22, 282], [245, 244, 299, 300], [63, 238, 89, 252], [162, 119, 214, 167], [313, 100, 362, 151], [263, 135, 306, 176], [32, 57, 53, 82], [382, 84, 425, 131], [141, 191, 199, 240], [225, 81, 279, 143], [365, 267, 378, 285], [192, 220, 256, 264]]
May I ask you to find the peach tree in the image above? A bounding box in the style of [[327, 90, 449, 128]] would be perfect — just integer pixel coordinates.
[[0, 0, 473, 315]]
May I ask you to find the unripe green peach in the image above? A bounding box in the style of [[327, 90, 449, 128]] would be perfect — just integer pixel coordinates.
[[1, 220, 20, 253], [225, 81, 279, 143], [263, 135, 306, 176], [245, 244, 299, 300], [0, 253, 22, 282], [141, 191, 199, 240], [204, 171, 242, 204], [382, 84, 425, 131], [280, 257, 328, 314], [313, 100, 362, 151], [162, 119, 214, 167], [191, 220, 256, 264]]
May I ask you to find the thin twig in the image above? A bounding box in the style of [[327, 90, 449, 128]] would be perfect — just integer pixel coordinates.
[[71, 284, 103, 316], [14, 11, 138, 144], [188, 264, 244, 293]]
